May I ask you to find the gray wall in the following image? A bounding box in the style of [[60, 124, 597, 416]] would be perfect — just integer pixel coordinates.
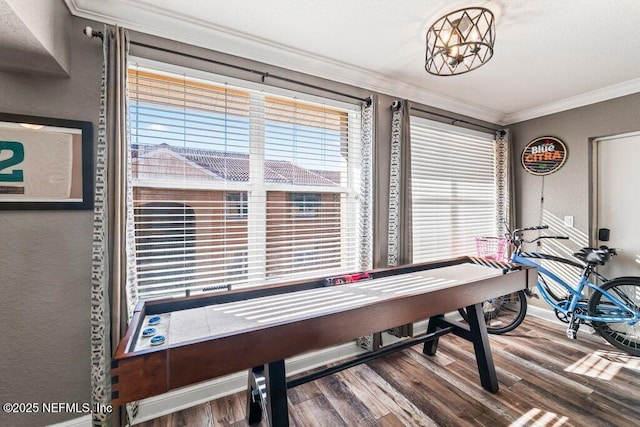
[[0, 17, 102, 427], [511, 93, 640, 245]]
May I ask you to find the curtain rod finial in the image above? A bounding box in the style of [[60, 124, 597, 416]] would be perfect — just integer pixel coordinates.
[[83, 26, 103, 40]]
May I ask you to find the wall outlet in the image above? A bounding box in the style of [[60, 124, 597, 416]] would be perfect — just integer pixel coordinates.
[[564, 215, 574, 227]]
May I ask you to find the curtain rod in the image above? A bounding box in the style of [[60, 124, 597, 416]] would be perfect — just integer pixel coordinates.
[[130, 41, 371, 104], [130, 41, 372, 106], [82, 27, 370, 104], [410, 106, 500, 133]]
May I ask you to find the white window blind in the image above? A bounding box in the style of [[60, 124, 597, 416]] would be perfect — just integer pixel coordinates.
[[410, 117, 497, 262], [127, 64, 366, 300]]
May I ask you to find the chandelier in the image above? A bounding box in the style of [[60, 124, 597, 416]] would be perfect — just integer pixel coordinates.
[[425, 7, 495, 76]]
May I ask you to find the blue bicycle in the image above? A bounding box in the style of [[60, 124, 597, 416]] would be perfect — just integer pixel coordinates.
[[461, 225, 640, 356]]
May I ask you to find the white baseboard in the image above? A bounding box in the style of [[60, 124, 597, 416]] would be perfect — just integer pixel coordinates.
[[527, 304, 560, 323], [527, 304, 596, 334], [46, 414, 91, 427]]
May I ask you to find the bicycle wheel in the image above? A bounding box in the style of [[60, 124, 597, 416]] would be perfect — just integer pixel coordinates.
[[588, 277, 640, 356], [457, 290, 527, 334]]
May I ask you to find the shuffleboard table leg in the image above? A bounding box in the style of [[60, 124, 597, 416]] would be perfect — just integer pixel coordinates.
[[246, 361, 289, 426], [466, 302, 499, 393], [247, 366, 265, 424], [422, 314, 444, 356]]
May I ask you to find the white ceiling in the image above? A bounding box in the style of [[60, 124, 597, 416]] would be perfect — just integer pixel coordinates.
[[66, 0, 640, 125]]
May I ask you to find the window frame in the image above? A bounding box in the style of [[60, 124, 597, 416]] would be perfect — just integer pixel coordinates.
[[225, 191, 248, 220], [127, 57, 368, 298], [289, 192, 322, 218]]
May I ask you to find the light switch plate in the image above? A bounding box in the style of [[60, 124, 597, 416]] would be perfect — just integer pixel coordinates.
[[564, 216, 574, 227]]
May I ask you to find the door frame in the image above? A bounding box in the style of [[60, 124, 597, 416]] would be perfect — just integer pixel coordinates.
[[590, 130, 640, 270]]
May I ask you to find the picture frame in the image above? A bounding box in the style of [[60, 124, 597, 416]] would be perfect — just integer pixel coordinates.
[[0, 112, 93, 210]]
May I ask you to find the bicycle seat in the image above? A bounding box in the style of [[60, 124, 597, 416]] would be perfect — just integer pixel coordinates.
[[573, 247, 614, 265]]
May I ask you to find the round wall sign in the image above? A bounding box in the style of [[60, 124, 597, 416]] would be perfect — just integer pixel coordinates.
[[521, 136, 567, 176]]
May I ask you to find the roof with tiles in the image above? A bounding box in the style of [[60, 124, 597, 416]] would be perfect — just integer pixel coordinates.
[[133, 143, 340, 186]]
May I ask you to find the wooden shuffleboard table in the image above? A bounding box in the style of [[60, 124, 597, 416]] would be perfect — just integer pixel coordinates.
[[112, 257, 535, 426]]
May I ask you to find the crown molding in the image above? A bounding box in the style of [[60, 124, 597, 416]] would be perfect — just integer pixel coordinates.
[[65, 0, 505, 124], [504, 77, 640, 125]]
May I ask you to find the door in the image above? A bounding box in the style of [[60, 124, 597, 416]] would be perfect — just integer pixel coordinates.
[[594, 132, 640, 279]]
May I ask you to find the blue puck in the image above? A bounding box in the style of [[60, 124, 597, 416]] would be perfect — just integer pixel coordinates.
[[148, 316, 161, 325], [150, 335, 165, 346], [142, 327, 156, 337]]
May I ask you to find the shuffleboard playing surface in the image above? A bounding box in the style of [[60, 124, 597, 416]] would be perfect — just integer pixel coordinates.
[[133, 263, 502, 351]]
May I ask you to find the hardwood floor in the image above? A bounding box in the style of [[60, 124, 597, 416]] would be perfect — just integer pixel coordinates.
[[136, 316, 640, 426]]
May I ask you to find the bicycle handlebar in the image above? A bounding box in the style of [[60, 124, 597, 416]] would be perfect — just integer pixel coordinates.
[[521, 235, 569, 244], [508, 225, 569, 244], [514, 225, 549, 233]]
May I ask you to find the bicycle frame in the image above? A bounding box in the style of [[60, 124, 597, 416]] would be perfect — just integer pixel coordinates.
[[510, 253, 639, 323]]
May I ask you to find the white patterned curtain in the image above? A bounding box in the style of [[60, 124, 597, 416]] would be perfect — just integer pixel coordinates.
[[359, 96, 374, 271], [356, 96, 379, 351], [388, 100, 413, 267], [389, 100, 413, 339], [91, 25, 136, 427], [495, 129, 513, 236]]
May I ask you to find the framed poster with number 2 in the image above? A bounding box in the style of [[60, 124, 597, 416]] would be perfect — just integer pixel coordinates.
[[0, 113, 93, 210]]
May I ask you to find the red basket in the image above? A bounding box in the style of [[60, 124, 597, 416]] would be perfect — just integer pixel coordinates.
[[475, 237, 508, 261]]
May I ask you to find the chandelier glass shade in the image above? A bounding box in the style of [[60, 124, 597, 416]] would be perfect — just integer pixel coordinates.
[[425, 7, 495, 76]]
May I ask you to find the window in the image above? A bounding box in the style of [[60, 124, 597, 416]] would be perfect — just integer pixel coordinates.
[[128, 63, 367, 299], [225, 192, 248, 219], [290, 193, 321, 217], [410, 117, 497, 262]]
